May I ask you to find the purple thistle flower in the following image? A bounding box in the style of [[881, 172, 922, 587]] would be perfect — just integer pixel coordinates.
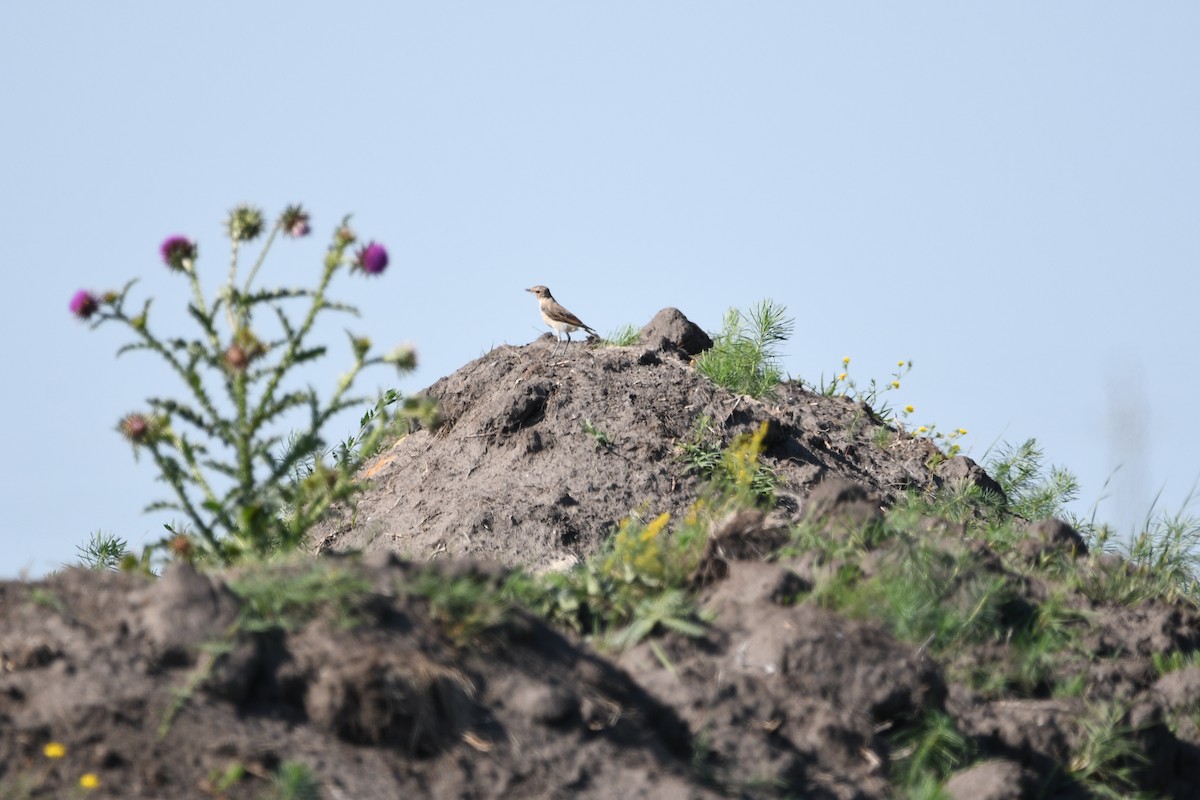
[[160, 235, 197, 272], [69, 290, 99, 320], [355, 242, 389, 276]]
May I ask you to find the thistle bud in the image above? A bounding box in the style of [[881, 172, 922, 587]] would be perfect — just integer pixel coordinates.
[[168, 534, 194, 561], [118, 412, 159, 446], [354, 242, 388, 276], [225, 343, 250, 372], [227, 204, 265, 242], [280, 204, 311, 238], [385, 344, 418, 373]]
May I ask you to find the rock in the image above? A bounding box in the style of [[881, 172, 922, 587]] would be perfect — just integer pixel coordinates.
[[637, 308, 713, 357]]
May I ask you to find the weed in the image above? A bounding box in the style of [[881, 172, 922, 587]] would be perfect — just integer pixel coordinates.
[[1153, 649, 1200, 676], [1073, 494, 1200, 606], [604, 323, 641, 346], [0, 740, 103, 798], [887, 710, 974, 792], [508, 509, 709, 649], [1068, 701, 1151, 799], [693, 300, 793, 398], [205, 761, 247, 794], [74, 531, 130, 571], [583, 418, 613, 450], [818, 357, 910, 421], [73, 205, 436, 567], [230, 560, 374, 633], [267, 760, 322, 800], [677, 418, 776, 507], [408, 569, 513, 645], [985, 439, 1079, 520]]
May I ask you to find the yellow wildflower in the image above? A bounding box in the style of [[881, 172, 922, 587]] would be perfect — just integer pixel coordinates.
[[80, 773, 101, 790], [904, 405, 914, 414], [897, 360, 905, 367], [43, 742, 66, 759], [918, 426, 928, 433], [837, 372, 847, 381], [842, 356, 850, 365], [890, 381, 900, 389], [639, 512, 671, 543], [958, 428, 968, 435]]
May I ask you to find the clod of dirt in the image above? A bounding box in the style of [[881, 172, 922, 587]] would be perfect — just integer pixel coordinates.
[[1017, 517, 1088, 562], [936, 455, 1006, 503], [944, 759, 1039, 800]]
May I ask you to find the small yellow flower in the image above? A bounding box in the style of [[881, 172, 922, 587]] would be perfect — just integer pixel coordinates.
[[904, 405, 914, 414], [897, 360, 905, 367], [958, 428, 968, 435], [842, 356, 850, 365], [918, 426, 928, 433], [890, 381, 900, 389], [837, 372, 847, 381], [43, 742, 66, 759], [80, 773, 101, 790]]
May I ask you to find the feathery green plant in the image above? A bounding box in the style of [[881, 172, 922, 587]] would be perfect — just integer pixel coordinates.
[[887, 710, 974, 793], [694, 299, 793, 398], [70, 205, 436, 566], [74, 531, 130, 571], [268, 761, 322, 800], [985, 438, 1079, 520]]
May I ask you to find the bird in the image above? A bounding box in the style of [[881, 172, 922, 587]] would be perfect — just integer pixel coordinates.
[[526, 285, 596, 356]]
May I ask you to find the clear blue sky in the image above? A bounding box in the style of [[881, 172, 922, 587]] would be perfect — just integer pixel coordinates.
[[2, 3, 1197, 576]]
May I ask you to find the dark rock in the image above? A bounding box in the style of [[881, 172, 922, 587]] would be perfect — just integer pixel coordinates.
[[637, 307, 713, 357]]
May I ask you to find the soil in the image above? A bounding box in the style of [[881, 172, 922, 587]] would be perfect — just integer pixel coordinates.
[[3, 308, 1200, 799]]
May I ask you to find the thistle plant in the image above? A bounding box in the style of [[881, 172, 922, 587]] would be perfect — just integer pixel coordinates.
[[71, 204, 434, 565]]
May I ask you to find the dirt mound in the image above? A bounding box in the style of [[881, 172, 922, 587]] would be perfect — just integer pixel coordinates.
[[311, 310, 988, 571], [6, 308, 1200, 798]]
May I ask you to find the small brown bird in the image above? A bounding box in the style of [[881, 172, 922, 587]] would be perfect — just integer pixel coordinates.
[[526, 285, 596, 355]]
